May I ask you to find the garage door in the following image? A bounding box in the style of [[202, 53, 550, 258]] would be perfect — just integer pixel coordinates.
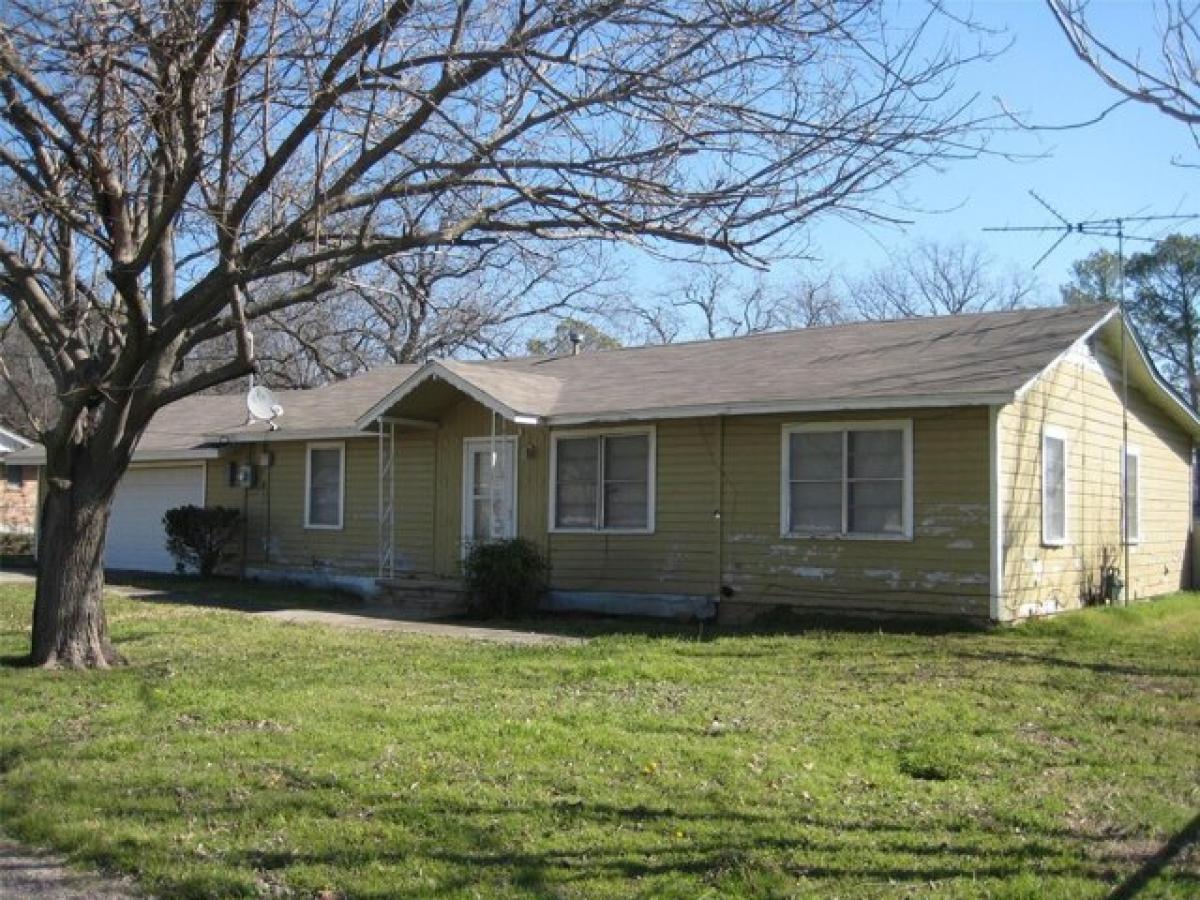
[[105, 465, 206, 573]]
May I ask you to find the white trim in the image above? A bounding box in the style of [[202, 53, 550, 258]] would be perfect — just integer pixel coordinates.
[[989, 404, 1004, 622], [1041, 425, 1069, 547], [1119, 317, 1200, 435], [1123, 444, 1142, 546], [461, 435, 518, 551], [548, 425, 656, 534], [1015, 311, 1200, 439], [780, 419, 913, 541], [1014, 307, 1120, 401], [0, 426, 31, 450], [545, 393, 1011, 427], [304, 441, 345, 530]]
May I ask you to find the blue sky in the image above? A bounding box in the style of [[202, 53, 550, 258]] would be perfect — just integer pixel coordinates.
[[628, 1, 1196, 307]]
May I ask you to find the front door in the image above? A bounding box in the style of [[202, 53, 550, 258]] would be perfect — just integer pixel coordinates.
[[462, 437, 517, 552]]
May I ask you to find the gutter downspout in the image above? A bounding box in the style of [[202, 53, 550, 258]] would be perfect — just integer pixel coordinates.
[[714, 415, 725, 623]]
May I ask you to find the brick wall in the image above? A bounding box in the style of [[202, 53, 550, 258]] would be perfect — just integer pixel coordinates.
[[0, 465, 37, 534]]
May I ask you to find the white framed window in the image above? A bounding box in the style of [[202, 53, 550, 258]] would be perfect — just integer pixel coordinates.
[[781, 421, 912, 540], [305, 441, 345, 530], [1041, 427, 1068, 546], [549, 427, 655, 533], [1123, 445, 1141, 545]]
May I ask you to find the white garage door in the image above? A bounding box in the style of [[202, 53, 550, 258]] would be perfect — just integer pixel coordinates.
[[106, 465, 206, 573]]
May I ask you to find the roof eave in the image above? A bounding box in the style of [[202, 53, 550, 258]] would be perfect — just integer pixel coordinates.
[[206, 427, 383, 444], [543, 392, 1016, 426]]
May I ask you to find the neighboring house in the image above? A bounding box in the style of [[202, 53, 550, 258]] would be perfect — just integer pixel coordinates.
[[0, 426, 36, 536], [7, 305, 1198, 623]]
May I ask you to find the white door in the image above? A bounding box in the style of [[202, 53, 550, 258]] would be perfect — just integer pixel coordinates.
[[462, 437, 517, 551], [106, 464, 206, 572]]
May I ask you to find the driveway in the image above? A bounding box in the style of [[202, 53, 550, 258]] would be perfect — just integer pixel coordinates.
[[0, 836, 140, 899]]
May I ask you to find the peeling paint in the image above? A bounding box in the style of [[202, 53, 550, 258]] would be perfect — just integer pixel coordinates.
[[922, 571, 954, 586], [792, 566, 835, 579], [956, 573, 989, 586], [947, 539, 974, 550]]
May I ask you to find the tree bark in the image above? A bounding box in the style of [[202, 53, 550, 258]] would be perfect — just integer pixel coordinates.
[[31, 471, 124, 669]]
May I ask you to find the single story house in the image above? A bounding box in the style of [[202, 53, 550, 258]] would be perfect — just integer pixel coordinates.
[[9, 304, 1198, 624]]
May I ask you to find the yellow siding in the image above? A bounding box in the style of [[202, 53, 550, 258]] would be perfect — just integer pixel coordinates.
[[719, 409, 991, 621], [216, 398, 996, 622], [394, 432, 435, 573], [998, 338, 1192, 619], [205, 438, 379, 577], [547, 418, 720, 596]]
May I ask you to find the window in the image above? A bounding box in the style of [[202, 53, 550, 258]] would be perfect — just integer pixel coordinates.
[[782, 422, 911, 539], [1124, 447, 1140, 544], [5, 465, 23, 488], [305, 442, 344, 529], [551, 429, 654, 532], [1042, 429, 1067, 545]]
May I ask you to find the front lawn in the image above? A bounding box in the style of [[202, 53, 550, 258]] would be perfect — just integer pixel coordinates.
[[1, 585, 1198, 898]]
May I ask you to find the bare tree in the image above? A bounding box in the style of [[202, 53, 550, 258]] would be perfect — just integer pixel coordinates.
[[1047, 1, 1200, 147], [618, 268, 844, 344], [848, 239, 1041, 321], [0, 0, 992, 667], [253, 242, 615, 386], [0, 319, 58, 434]]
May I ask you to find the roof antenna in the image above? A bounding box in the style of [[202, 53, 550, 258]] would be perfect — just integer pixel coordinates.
[[984, 192, 1200, 610], [568, 330, 582, 356]]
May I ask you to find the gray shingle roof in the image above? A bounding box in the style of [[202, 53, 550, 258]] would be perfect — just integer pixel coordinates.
[[367, 304, 1123, 424], [17, 303, 1174, 464]]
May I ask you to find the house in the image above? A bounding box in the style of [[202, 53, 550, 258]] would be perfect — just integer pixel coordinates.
[[7, 304, 1198, 623], [0, 425, 36, 537]]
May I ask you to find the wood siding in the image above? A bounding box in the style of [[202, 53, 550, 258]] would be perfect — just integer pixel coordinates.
[[212, 397, 996, 621], [998, 337, 1193, 619], [206, 438, 380, 577], [719, 409, 991, 621]]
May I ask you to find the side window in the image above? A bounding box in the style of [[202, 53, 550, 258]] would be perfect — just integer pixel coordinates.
[[1124, 448, 1140, 543], [305, 443, 345, 529], [1042, 430, 1067, 545]]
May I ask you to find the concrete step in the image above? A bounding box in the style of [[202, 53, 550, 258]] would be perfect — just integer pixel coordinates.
[[376, 576, 469, 620]]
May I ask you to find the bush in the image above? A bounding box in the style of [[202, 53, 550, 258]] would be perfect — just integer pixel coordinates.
[[163, 505, 243, 577], [0, 531, 34, 560], [462, 538, 550, 619]]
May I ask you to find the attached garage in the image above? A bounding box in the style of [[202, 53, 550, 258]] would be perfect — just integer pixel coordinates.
[[105, 464, 207, 573]]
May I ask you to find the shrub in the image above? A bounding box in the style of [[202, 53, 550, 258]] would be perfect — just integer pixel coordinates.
[[0, 531, 34, 560], [462, 538, 550, 619], [163, 505, 243, 577]]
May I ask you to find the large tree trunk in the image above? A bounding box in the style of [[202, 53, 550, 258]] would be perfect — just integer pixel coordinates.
[[31, 468, 124, 669]]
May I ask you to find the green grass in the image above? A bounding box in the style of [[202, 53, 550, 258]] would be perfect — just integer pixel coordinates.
[[1, 585, 1198, 898]]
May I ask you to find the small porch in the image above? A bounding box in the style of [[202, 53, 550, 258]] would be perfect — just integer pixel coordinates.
[[361, 363, 545, 593]]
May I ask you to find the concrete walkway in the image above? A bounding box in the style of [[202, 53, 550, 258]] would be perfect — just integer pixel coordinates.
[[252, 607, 585, 646], [1, 571, 583, 647], [0, 836, 140, 899]]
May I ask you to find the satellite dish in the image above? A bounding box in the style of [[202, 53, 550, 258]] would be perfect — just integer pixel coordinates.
[[246, 384, 284, 430]]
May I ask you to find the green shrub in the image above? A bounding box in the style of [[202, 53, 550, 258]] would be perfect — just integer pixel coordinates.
[[462, 538, 549, 618], [163, 505, 242, 577]]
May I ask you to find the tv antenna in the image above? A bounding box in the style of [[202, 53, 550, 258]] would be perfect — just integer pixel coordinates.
[[983, 190, 1200, 270], [985, 192, 1200, 610]]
